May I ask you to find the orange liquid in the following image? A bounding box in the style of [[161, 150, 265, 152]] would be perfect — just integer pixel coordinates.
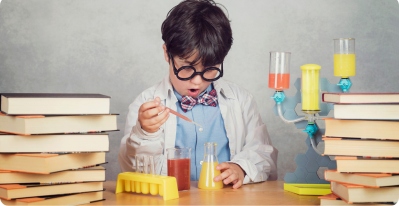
[[268, 73, 290, 90], [198, 162, 223, 189], [167, 158, 190, 191]]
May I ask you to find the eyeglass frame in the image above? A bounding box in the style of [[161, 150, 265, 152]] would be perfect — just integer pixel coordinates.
[[169, 53, 224, 82]]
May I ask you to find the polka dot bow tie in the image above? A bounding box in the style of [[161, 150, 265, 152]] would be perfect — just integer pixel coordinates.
[[180, 89, 218, 112]]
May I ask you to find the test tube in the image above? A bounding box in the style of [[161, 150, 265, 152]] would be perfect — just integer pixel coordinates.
[[141, 156, 150, 194], [149, 156, 159, 195], [269, 51, 291, 91], [301, 64, 321, 114], [135, 155, 142, 193], [334, 38, 356, 78]]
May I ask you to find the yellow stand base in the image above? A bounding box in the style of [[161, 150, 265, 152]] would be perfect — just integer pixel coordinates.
[[115, 172, 179, 200], [284, 183, 331, 196]]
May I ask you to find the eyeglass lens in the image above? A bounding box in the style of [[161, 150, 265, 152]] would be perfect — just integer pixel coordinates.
[[177, 67, 220, 80]]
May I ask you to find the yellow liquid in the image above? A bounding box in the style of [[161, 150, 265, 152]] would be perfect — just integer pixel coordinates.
[[198, 162, 223, 189], [334, 54, 356, 77], [302, 70, 320, 111]]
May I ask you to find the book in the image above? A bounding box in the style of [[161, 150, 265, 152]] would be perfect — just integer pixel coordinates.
[[324, 118, 399, 140], [0, 191, 104, 205], [0, 133, 109, 153], [331, 181, 399, 203], [324, 170, 399, 188], [319, 193, 393, 205], [0, 152, 106, 174], [322, 92, 399, 104], [0, 181, 103, 200], [323, 137, 399, 158], [0, 113, 118, 135], [335, 156, 399, 173], [0, 166, 105, 184], [333, 104, 399, 120], [0, 93, 110, 115]]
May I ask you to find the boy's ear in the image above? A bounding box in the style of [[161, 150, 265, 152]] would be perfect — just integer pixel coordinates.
[[162, 44, 169, 63]]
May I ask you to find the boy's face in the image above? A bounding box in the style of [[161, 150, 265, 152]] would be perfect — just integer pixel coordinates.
[[163, 45, 221, 98]]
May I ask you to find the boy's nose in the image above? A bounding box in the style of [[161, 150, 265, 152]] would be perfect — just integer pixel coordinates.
[[190, 73, 203, 84]]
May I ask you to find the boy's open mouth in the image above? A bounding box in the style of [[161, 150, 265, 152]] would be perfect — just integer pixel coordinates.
[[188, 89, 200, 97]]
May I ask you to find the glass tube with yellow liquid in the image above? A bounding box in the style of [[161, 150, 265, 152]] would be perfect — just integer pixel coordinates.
[[334, 38, 355, 77], [301, 64, 321, 114], [334, 38, 355, 92]]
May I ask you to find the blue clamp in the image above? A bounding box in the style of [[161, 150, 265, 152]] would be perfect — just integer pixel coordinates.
[[271, 91, 286, 104], [303, 123, 318, 138], [337, 78, 352, 92]]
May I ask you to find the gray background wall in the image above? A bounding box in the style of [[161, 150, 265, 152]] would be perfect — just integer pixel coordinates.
[[0, 0, 398, 181]]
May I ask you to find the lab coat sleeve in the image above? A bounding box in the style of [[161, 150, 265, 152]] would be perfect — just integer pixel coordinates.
[[118, 93, 166, 174], [228, 92, 278, 184]]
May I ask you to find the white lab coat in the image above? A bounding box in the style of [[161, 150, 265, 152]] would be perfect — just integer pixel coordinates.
[[118, 76, 278, 184]]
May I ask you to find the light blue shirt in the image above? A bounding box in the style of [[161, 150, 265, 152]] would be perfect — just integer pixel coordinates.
[[173, 84, 230, 181]]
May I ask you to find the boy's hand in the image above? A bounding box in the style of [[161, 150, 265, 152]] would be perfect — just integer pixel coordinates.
[[214, 162, 245, 189], [138, 97, 169, 133]]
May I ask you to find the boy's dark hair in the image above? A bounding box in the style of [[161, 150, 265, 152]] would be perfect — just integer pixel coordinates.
[[161, 0, 233, 67]]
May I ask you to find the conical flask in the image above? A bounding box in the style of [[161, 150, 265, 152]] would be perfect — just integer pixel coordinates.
[[198, 142, 223, 189]]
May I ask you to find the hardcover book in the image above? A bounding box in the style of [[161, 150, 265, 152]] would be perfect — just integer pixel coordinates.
[[322, 92, 399, 104], [0, 166, 105, 184], [0, 152, 106, 174], [0, 182, 103, 200], [331, 181, 399, 203], [324, 170, 399, 188], [0, 133, 109, 153], [323, 137, 399, 158], [333, 104, 399, 120], [0, 113, 118, 135], [319, 193, 393, 205], [335, 156, 399, 173], [0, 191, 104, 205], [324, 118, 399, 140], [0, 93, 110, 115]]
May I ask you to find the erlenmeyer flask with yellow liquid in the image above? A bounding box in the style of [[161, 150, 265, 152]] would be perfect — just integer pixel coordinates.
[[198, 142, 223, 189]]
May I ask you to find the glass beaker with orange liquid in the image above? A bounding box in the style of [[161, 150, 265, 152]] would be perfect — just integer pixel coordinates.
[[334, 38, 355, 92], [167, 147, 191, 191], [198, 142, 223, 190], [269, 51, 291, 91]]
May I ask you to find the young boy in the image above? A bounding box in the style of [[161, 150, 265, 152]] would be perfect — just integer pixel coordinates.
[[118, 0, 277, 189]]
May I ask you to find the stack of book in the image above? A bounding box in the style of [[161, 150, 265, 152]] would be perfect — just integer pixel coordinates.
[[0, 93, 118, 205], [318, 92, 399, 205]]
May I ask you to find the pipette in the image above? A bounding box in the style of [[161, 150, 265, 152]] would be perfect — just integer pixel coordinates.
[[154, 99, 203, 129], [166, 107, 203, 128]]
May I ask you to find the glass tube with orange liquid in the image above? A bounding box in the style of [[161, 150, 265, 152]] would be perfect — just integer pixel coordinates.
[[301, 64, 321, 114], [269, 52, 291, 91], [198, 142, 223, 190], [334, 38, 355, 78]]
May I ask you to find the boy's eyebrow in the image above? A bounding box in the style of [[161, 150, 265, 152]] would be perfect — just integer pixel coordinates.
[[178, 58, 200, 66]]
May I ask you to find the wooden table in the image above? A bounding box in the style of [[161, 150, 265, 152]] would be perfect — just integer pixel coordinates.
[[87, 181, 320, 205]]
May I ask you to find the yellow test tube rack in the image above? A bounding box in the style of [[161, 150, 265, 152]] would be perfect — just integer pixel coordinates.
[[115, 172, 179, 200]]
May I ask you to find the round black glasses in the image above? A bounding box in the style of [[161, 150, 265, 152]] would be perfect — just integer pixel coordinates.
[[169, 53, 223, 82]]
